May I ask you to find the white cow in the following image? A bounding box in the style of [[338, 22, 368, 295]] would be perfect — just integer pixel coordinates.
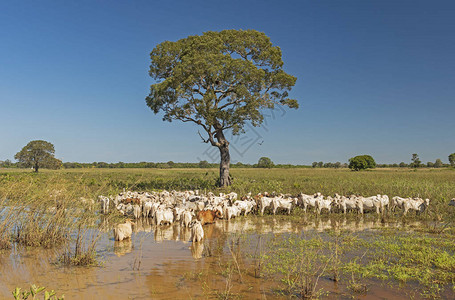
[[190, 220, 204, 243], [403, 198, 430, 215], [234, 200, 254, 216], [335, 195, 360, 214], [133, 204, 141, 219], [377, 194, 390, 212], [181, 210, 193, 227], [113, 220, 133, 241], [391, 196, 411, 211], [224, 206, 241, 220], [257, 196, 274, 216], [272, 198, 293, 215], [173, 207, 185, 221], [357, 195, 382, 215], [99, 196, 110, 214], [315, 197, 333, 214], [142, 201, 153, 218], [154, 208, 174, 225], [299, 193, 321, 213]]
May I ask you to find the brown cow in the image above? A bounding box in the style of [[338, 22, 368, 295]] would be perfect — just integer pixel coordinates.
[[123, 198, 141, 205], [197, 210, 222, 225]]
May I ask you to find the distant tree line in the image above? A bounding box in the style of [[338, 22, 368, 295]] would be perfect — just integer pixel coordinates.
[[0, 159, 309, 170], [1, 158, 454, 170], [2, 144, 455, 170], [311, 161, 347, 169], [59, 159, 310, 169]]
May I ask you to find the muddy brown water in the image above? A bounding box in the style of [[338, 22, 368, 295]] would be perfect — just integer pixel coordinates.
[[0, 216, 446, 299]]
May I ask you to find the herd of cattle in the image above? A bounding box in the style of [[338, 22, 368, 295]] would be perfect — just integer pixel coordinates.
[[98, 190, 452, 242]]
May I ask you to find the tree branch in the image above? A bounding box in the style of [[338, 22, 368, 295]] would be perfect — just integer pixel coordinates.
[[218, 98, 243, 110], [176, 115, 220, 147], [198, 130, 209, 143]]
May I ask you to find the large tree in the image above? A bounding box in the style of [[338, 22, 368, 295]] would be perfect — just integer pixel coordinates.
[[257, 157, 274, 168], [146, 29, 298, 186], [449, 153, 455, 167], [410, 153, 421, 168], [348, 155, 376, 171], [14, 140, 60, 172]]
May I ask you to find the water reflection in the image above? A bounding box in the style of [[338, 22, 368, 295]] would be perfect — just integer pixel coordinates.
[[134, 218, 152, 233], [101, 215, 426, 244], [0, 214, 436, 300], [180, 227, 192, 243], [190, 242, 204, 259], [154, 225, 177, 242], [114, 239, 133, 257]]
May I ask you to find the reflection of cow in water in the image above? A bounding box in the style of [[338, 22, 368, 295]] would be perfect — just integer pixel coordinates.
[[134, 218, 152, 233], [114, 239, 133, 257], [190, 242, 204, 259], [180, 227, 192, 242], [154, 225, 176, 242]]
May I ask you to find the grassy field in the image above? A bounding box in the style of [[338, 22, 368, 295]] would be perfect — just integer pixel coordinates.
[[2, 167, 454, 197], [1, 167, 455, 298], [1, 167, 454, 237], [1, 167, 454, 209]]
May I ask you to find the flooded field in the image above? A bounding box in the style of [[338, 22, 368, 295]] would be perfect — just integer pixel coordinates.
[[1, 215, 453, 299], [1, 169, 454, 299]]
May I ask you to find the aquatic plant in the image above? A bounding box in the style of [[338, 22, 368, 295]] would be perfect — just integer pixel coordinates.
[[12, 284, 64, 300]]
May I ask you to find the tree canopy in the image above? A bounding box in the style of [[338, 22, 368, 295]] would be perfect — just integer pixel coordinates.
[[14, 140, 61, 172], [257, 157, 274, 168], [348, 155, 376, 171], [410, 153, 421, 168], [449, 153, 455, 167], [146, 29, 298, 186], [434, 158, 443, 168]]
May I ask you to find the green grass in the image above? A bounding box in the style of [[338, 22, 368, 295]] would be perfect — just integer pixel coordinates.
[[2, 167, 454, 198]]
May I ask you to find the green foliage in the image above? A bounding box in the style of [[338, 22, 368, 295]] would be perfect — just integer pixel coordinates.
[[410, 153, 421, 168], [262, 234, 330, 298], [346, 232, 455, 298], [348, 155, 376, 171], [14, 140, 61, 172], [449, 153, 455, 167], [257, 157, 274, 168], [434, 158, 443, 168], [0, 159, 16, 168], [146, 29, 298, 134], [12, 284, 64, 300], [198, 160, 211, 168]]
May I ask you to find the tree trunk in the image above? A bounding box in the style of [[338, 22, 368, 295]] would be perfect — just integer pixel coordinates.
[[213, 127, 231, 187], [219, 143, 231, 187], [33, 156, 39, 172]]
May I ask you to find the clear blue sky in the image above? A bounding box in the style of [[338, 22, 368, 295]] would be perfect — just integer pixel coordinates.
[[1, 0, 454, 165]]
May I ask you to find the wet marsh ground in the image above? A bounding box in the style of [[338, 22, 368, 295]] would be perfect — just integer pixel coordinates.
[[0, 168, 454, 299]]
